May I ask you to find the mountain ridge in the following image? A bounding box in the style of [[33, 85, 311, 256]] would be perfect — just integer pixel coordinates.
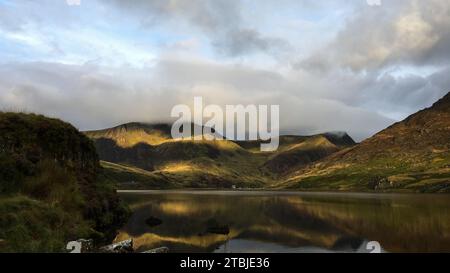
[[280, 91, 450, 192], [84, 123, 355, 189], [83, 92, 449, 193]]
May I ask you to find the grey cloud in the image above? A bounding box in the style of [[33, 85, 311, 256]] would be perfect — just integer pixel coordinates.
[[292, 64, 450, 121], [0, 61, 395, 141], [104, 0, 289, 57], [153, 58, 284, 93], [275, 96, 394, 141], [212, 29, 289, 57], [1, 1, 449, 141], [290, 0, 450, 122], [356, 69, 449, 118], [0, 62, 179, 130], [299, 0, 450, 72], [430, 66, 450, 92], [152, 58, 448, 137]]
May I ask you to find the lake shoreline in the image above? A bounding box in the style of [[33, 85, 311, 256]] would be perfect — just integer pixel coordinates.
[[117, 189, 450, 196]]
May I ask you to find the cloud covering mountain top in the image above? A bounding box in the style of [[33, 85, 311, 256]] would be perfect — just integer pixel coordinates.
[[0, 0, 449, 141]]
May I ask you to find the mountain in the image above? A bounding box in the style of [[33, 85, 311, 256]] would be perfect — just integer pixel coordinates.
[[263, 135, 341, 174], [84, 122, 355, 189], [279, 92, 450, 192], [85, 122, 173, 147], [84, 92, 449, 193], [0, 112, 129, 252], [86, 123, 268, 188], [85, 122, 220, 147]]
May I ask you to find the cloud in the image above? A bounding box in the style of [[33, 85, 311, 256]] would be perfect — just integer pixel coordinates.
[[289, 0, 450, 122], [300, 0, 450, 72], [0, 60, 397, 141], [0, 0, 449, 142], [104, 0, 290, 57], [212, 28, 289, 57]]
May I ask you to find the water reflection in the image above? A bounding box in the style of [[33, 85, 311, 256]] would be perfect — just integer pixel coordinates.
[[116, 191, 450, 253]]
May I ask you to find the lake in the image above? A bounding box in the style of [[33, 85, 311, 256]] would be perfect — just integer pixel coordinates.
[[116, 190, 450, 253]]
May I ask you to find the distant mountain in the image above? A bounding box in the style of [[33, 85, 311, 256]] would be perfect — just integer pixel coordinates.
[[280, 92, 450, 193], [84, 122, 354, 189], [85, 122, 220, 147], [322, 132, 357, 147], [85, 122, 173, 147], [86, 123, 265, 188], [84, 92, 449, 193], [263, 135, 340, 174]]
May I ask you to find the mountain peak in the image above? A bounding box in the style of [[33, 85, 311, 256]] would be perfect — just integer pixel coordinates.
[[108, 122, 171, 132], [431, 91, 450, 111], [323, 131, 356, 146], [283, 91, 450, 192], [84, 122, 173, 147]]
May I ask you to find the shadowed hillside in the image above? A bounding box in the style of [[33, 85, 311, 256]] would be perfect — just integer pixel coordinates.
[[95, 138, 270, 189], [0, 112, 129, 252], [85, 122, 355, 189], [263, 136, 341, 174]]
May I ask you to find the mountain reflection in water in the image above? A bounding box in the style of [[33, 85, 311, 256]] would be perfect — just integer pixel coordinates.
[[116, 191, 450, 253]]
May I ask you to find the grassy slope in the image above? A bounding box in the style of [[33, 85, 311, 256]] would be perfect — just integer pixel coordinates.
[[263, 136, 340, 174], [93, 127, 450, 192], [85, 93, 450, 193], [100, 140, 271, 189], [0, 112, 129, 252], [87, 124, 354, 190], [277, 92, 450, 193]]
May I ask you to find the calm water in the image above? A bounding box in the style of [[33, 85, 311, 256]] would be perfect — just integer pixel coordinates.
[[117, 191, 450, 253]]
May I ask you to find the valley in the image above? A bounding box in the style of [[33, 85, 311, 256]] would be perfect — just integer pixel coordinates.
[[85, 92, 450, 193], [0, 92, 448, 253]]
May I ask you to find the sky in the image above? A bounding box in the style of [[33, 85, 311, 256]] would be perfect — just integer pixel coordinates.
[[0, 0, 449, 141]]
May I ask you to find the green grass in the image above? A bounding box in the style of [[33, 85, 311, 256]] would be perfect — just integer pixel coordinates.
[[0, 159, 130, 252], [101, 146, 270, 189], [85, 118, 450, 193], [96, 136, 274, 189], [282, 155, 450, 193], [100, 137, 450, 193], [0, 112, 130, 252], [0, 196, 92, 252]]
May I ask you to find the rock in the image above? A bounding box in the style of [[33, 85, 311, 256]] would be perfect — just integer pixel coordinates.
[[99, 239, 133, 253], [367, 176, 391, 190]]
